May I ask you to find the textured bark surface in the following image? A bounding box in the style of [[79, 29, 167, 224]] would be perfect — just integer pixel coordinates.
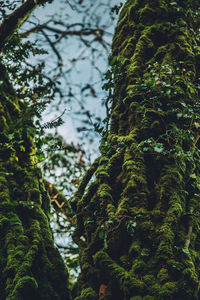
[[0, 63, 70, 299], [74, 1, 200, 299]]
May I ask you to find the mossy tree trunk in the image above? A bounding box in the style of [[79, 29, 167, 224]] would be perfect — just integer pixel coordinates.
[[74, 1, 200, 299], [0, 64, 71, 299], [0, 1, 71, 299]]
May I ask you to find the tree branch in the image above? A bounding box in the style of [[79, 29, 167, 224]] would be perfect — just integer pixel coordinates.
[[40, 28, 63, 65], [43, 179, 67, 211], [0, 0, 50, 51], [20, 24, 103, 38]]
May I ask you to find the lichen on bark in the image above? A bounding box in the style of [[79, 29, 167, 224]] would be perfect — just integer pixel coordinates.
[[74, 0, 200, 299]]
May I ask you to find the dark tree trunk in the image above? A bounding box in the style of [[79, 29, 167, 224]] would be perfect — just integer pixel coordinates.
[[74, 1, 200, 299], [0, 63, 71, 299]]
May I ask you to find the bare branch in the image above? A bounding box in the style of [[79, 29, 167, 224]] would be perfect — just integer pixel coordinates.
[[20, 24, 103, 38], [40, 28, 63, 65]]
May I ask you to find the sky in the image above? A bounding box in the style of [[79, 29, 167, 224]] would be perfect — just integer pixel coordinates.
[[22, 0, 124, 159], [20, 0, 124, 273]]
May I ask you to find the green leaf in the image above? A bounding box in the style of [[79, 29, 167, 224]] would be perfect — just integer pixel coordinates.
[[141, 250, 149, 257], [20, 145, 25, 152], [190, 173, 196, 179], [188, 85, 195, 94], [177, 113, 183, 118], [182, 248, 189, 255], [132, 222, 137, 227], [166, 89, 171, 96], [127, 221, 137, 236], [99, 230, 105, 239], [87, 219, 94, 224], [105, 70, 112, 80], [7, 133, 15, 141], [154, 143, 164, 153], [35, 120, 40, 126], [4, 172, 14, 176]]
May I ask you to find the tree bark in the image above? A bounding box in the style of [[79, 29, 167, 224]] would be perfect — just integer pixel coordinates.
[[0, 0, 52, 51], [0, 62, 71, 299], [74, 0, 200, 299]]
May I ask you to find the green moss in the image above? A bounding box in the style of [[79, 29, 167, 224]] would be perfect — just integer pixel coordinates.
[[129, 101, 140, 111], [150, 283, 161, 296], [97, 184, 113, 202], [158, 282, 178, 297], [27, 188, 41, 204], [122, 160, 136, 172], [116, 197, 130, 216], [156, 241, 173, 259], [140, 221, 154, 232], [130, 259, 147, 274], [123, 148, 134, 162], [129, 241, 141, 256], [120, 255, 130, 269], [106, 203, 116, 218], [74, 0, 200, 298], [0, 216, 9, 228], [143, 275, 155, 286], [138, 5, 157, 24], [94, 251, 145, 294], [0, 175, 10, 202], [75, 287, 97, 300], [0, 115, 9, 131], [95, 166, 110, 180], [9, 276, 38, 299], [0, 64, 70, 299], [99, 156, 109, 165], [157, 268, 169, 283], [79, 248, 91, 274], [39, 181, 50, 215], [182, 260, 198, 283], [167, 202, 183, 219], [158, 223, 174, 243]]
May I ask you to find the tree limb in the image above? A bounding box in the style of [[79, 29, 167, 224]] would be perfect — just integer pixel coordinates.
[[43, 178, 67, 211], [40, 28, 63, 65], [0, 0, 51, 51], [20, 24, 103, 38]]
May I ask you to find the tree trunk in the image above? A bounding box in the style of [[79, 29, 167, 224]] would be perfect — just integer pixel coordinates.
[[0, 62, 70, 299], [74, 0, 200, 299]]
